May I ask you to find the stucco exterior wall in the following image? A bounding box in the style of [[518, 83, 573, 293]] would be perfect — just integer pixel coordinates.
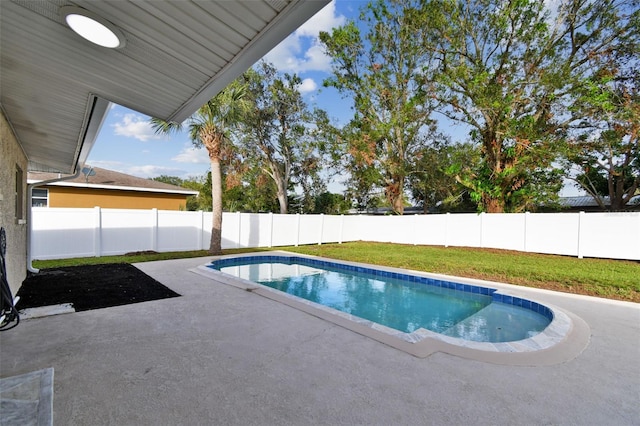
[[47, 186, 188, 210], [0, 109, 28, 296]]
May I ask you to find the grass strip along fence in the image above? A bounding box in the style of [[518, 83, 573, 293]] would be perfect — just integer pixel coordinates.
[[33, 242, 639, 303]]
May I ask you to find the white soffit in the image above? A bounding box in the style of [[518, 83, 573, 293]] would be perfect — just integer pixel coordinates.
[[0, 0, 329, 173]]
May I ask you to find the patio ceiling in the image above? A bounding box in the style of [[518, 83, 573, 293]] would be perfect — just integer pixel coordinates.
[[0, 0, 328, 173]]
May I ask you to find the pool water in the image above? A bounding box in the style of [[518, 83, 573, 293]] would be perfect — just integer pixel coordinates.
[[210, 257, 551, 343]]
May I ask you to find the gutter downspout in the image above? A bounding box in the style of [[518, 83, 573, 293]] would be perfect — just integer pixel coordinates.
[[27, 170, 82, 273], [26, 95, 111, 273]]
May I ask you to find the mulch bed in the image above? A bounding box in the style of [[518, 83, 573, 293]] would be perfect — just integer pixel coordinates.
[[15, 263, 180, 312]]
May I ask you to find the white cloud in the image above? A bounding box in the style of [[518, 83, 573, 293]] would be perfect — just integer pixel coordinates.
[[297, 78, 318, 94], [112, 113, 163, 142], [127, 165, 187, 178], [263, 1, 345, 73], [86, 160, 127, 171], [295, 0, 346, 37], [171, 144, 210, 164]]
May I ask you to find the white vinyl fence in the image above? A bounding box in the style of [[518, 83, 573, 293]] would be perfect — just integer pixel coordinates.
[[31, 207, 640, 261]]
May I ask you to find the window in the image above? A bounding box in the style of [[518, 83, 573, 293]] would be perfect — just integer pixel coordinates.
[[32, 188, 49, 207], [15, 166, 24, 221]]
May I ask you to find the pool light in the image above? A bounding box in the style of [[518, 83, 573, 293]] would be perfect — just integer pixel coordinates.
[[60, 6, 125, 49]]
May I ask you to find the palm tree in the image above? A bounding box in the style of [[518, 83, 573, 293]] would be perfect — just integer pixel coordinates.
[[152, 81, 249, 254]]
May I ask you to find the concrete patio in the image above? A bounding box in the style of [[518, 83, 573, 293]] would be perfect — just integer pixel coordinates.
[[1, 255, 638, 425]]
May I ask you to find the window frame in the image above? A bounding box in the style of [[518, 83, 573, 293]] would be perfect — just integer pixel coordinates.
[[15, 165, 24, 221], [31, 188, 49, 207]]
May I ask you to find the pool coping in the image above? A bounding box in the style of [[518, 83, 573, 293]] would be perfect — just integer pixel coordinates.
[[191, 251, 591, 366]]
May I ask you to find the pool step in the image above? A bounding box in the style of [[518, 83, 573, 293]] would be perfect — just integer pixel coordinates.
[[441, 302, 549, 343]]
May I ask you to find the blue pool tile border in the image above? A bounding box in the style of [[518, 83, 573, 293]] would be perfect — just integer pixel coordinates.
[[208, 255, 554, 322]]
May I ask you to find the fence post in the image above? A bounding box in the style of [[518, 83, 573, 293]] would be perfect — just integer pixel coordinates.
[[523, 211, 530, 252], [151, 208, 158, 251], [637, 212, 640, 260], [479, 211, 485, 248], [295, 213, 301, 247], [445, 212, 450, 247], [318, 214, 324, 245], [93, 206, 101, 257], [414, 214, 419, 245], [339, 214, 344, 244], [269, 212, 274, 248], [236, 211, 242, 249], [577, 211, 585, 259]]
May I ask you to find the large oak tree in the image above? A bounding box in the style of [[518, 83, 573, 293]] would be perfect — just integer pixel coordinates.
[[320, 0, 439, 214], [421, 0, 637, 212]]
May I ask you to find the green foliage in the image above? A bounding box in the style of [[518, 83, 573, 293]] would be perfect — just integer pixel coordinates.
[[564, 34, 640, 210], [408, 141, 480, 212], [222, 167, 280, 213], [150, 175, 210, 211], [418, 0, 637, 212], [312, 192, 351, 214], [151, 175, 186, 187], [237, 62, 329, 214], [320, 0, 439, 214]]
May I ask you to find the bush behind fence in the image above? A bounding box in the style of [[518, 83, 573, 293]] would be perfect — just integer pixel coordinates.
[[31, 207, 640, 261]]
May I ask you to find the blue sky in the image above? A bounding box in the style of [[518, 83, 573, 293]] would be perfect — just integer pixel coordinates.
[[87, 0, 582, 196]]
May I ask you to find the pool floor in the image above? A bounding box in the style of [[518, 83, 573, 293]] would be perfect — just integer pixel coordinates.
[[216, 261, 549, 342]]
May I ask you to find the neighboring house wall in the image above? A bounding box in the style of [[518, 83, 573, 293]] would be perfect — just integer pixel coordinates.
[[45, 186, 189, 210], [0, 109, 28, 295]]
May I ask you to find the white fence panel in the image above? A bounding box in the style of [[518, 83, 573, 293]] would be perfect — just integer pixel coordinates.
[[238, 213, 272, 248], [415, 215, 447, 246], [31, 207, 96, 260], [271, 213, 298, 247], [482, 213, 525, 251], [447, 213, 482, 247], [298, 215, 324, 245], [321, 214, 343, 244], [387, 215, 418, 244], [525, 213, 579, 256], [579, 212, 640, 260], [157, 210, 204, 252], [341, 215, 365, 242], [356, 216, 390, 242], [220, 212, 238, 249], [100, 209, 152, 256]]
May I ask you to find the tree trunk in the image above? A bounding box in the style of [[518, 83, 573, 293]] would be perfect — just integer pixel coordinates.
[[275, 178, 288, 214], [209, 157, 223, 254], [385, 179, 404, 215], [269, 163, 288, 214], [392, 194, 404, 215], [483, 194, 505, 213], [482, 131, 506, 213]]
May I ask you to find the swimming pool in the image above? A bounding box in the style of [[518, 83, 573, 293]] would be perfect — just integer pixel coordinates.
[[207, 255, 552, 343]]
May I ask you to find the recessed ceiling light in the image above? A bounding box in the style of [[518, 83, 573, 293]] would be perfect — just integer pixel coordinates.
[[60, 6, 126, 49]]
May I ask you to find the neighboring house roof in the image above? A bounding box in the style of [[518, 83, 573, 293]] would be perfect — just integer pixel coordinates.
[[559, 195, 640, 208], [28, 167, 198, 196], [1, 0, 329, 174]]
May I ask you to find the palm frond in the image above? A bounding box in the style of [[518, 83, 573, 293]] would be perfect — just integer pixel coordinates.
[[150, 117, 183, 135]]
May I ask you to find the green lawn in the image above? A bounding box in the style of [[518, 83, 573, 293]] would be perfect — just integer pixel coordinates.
[[33, 242, 640, 302]]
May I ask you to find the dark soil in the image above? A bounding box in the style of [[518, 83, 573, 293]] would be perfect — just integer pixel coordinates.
[[15, 263, 180, 312]]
